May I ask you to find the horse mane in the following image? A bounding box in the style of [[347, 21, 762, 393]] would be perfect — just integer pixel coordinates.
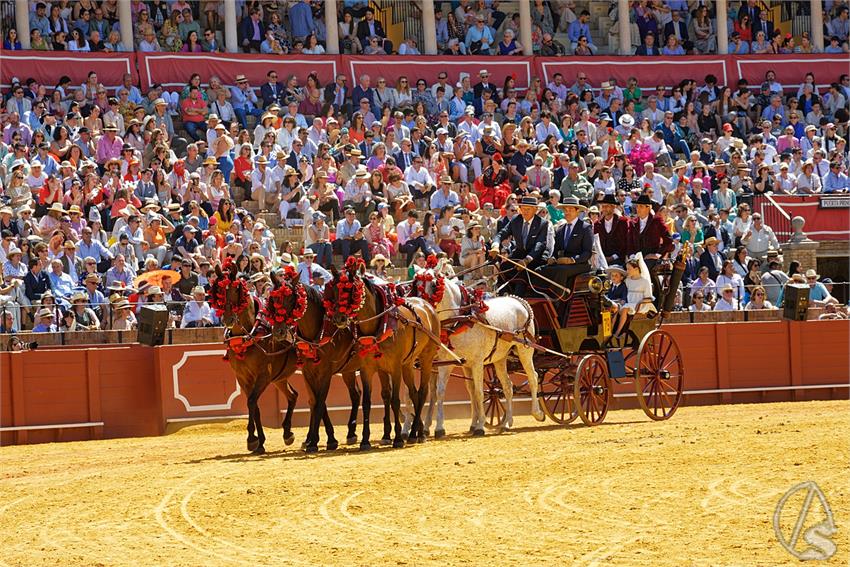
[[303, 283, 324, 308], [360, 274, 384, 314]]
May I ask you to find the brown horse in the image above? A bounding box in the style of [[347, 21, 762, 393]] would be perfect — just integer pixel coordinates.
[[213, 264, 359, 453], [323, 259, 441, 447]]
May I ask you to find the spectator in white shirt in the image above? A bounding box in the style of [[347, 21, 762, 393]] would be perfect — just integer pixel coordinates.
[[404, 155, 436, 202], [181, 286, 215, 327], [714, 284, 740, 311], [640, 163, 671, 204]]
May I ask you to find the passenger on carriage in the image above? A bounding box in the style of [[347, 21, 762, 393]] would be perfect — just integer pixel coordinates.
[[540, 196, 594, 291], [489, 196, 553, 296], [626, 194, 675, 302], [612, 253, 656, 338], [594, 194, 630, 267]]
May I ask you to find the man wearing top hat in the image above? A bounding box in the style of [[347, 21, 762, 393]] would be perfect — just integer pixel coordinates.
[[594, 194, 629, 266], [540, 196, 594, 291], [627, 194, 674, 302], [489, 196, 553, 295]]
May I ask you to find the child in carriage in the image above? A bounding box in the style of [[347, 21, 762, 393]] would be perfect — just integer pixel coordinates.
[[612, 253, 655, 338], [606, 266, 628, 307]]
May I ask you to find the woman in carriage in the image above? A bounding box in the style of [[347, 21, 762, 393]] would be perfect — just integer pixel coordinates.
[[612, 252, 655, 338]]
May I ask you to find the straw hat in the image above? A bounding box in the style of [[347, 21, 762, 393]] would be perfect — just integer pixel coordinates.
[[47, 202, 65, 215], [805, 269, 819, 279], [558, 196, 587, 211], [145, 285, 163, 296], [370, 253, 388, 267], [37, 307, 54, 318], [71, 291, 88, 303]]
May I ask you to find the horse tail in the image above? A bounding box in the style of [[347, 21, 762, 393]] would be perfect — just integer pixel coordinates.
[[506, 294, 535, 336]]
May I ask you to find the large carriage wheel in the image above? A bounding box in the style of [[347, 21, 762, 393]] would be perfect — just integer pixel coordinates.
[[574, 354, 611, 426], [482, 365, 508, 430], [538, 362, 578, 425], [634, 329, 684, 420]]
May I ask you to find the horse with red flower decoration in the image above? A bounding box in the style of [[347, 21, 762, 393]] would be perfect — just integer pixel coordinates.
[[322, 256, 443, 448], [407, 257, 545, 437], [209, 260, 300, 454]]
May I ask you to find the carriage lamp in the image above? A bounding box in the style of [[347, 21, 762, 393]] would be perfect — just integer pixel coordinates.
[[588, 276, 604, 294]]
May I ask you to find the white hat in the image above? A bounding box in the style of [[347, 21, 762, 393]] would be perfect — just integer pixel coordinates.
[[618, 115, 635, 128]]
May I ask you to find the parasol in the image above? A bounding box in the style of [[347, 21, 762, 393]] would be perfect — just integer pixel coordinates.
[[134, 269, 182, 289]]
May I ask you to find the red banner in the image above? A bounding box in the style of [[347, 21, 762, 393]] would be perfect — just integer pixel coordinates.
[[135, 53, 340, 91], [0, 51, 135, 90], [767, 195, 850, 241], [731, 55, 850, 93], [345, 55, 535, 90], [536, 55, 730, 90]]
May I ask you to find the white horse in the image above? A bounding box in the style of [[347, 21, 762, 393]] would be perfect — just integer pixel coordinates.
[[417, 273, 545, 436]]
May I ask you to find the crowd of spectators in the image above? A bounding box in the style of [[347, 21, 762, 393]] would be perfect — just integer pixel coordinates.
[[1, 20, 848, 335], [4, 1, 850, 56]]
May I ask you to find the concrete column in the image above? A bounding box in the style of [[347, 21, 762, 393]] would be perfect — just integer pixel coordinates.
[[618, 0, 631, 55], [325, 0, 340, 54], [15, 0, 30, 49], [811, 0, 825, 51], [224, 0, 238, 53], [716, 0, 729, 54], [422, 0, 437, 55], [118, 0, 133, 51], [519, 0, 533, 55]]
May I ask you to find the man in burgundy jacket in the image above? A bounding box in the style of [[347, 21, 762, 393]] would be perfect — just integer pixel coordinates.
[[627, 194, 674, 304], [594, 194, 630, 267]]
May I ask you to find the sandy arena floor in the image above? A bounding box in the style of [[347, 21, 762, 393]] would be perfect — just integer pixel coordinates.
[[0, 400, 848, 566]]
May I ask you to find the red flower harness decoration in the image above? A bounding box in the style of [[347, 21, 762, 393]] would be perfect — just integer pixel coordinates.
[[413, 254, 446, 307], [260, 265, 307, 329], [209, 274, 251, 318], [323, 257, 366, 318]]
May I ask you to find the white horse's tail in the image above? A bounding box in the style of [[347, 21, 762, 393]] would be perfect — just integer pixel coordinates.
[[504, 294, 536, 336]]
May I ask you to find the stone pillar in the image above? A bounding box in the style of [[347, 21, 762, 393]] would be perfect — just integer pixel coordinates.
[[811, 0, 825, 51], [618, 0, 631, 55], [519, 0, 533, 55], [224, 0, 238, 53], [422, 0, 438, 55], [15, 0, 30, 49], [118, 0, 134, 51], [325, 0, 340, 54], [716, 0, 729, 54], [781, 216, 821, 272]]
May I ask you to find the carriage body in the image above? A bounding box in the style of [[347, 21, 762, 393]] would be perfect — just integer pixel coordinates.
[[484, 261, 686, 429]]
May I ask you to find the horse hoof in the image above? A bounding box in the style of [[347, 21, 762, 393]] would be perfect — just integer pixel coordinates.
[[435, 429, 446, 439], [300, 441, 308, 450], [468, 426, 476, 433], [247, 439, 260, 452], [380, 438, 392, 446], [346, 435, 358, 445], [392, 439, 405, 449], [326, 440, 339, 451], [360, 441, 372, 451], [416, 435, 427, 444], [251, 445, 266, 455], [532, 410, 546, 423], [423, 428, 430, 437], [472, 428, 485, 437], [284, 433, 295, 446], [401, 432, 409, 441], [305, 445, 319, 454]]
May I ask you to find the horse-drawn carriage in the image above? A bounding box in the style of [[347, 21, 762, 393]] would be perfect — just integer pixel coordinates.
[[468, 257, 686, 430]]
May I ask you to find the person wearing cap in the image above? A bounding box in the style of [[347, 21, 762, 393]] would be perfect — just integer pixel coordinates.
[[594, 194, 629, 265], [541, 196, 593, 290], [180, 286, 214, 328], [490, 196, 553, 295], [627, 194, 674, 298]]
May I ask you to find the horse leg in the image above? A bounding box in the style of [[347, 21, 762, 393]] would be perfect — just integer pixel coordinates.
[[246, 398, 258, 452], [247, 386, 266, 454], [401, 365, 420, 442], [318, 376, 338, 451], [391, 372, 405, 448], [341, 371, 361, 445], [400, 385, 413, 440], [302, 375, 321, 453], [416, 350, 436, 443], [517, 344, 545, 421], [424, 369, 438, 436], [281, 382, 298, 446], [430, 367, 450, 439], [493, 357, 514, 431], [461, 367, 478, 433], [360, 370, 373, 451], [380, 371, 393, 445], [469, 364, 486, 436]]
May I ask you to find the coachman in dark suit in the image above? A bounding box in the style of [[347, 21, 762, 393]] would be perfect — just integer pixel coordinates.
[[540, 196, 593, 293], [593, 194, 629, 266], [489, 196, 552, 295], [627, 194, 674, 304]]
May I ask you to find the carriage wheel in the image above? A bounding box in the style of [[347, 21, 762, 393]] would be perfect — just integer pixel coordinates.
[[634, 329, 684, 421], [574, 354, 611, 426], [482, 365, 508, 430], [538, 363, 578, 425]]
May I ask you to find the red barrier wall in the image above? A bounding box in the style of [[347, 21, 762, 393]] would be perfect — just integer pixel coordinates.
[[3, 51, 847, 94], [1, 319, 847, 445], [763, 195, 850, 241]]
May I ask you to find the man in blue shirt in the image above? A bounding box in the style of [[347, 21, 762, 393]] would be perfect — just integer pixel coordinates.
[[32, 307, 57, 333], [78, 226, 113, 269], [296, 250, 332, 292], [48, 259, 75, 305], [823, 162, 850, 193], [568, 11, 596, 54], [806, 270, 838, 305], [229, 74, 263, 129], [289, 0, 315, 41], [334, 208, 370, 262], [465, 15, 494, 54]]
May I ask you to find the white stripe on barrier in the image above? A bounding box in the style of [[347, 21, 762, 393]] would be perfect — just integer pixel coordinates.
[[0, 421, 104, 432]]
